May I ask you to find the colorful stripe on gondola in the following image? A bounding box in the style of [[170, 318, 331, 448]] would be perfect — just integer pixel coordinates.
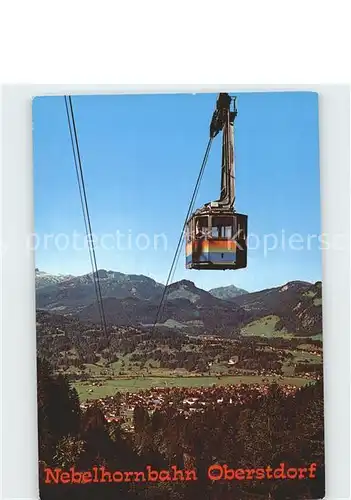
[[186, 240, 237, 256], [186, 239, 237, 265]]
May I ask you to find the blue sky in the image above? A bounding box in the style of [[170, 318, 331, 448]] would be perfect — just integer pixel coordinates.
[[33, 91, 321, 292]]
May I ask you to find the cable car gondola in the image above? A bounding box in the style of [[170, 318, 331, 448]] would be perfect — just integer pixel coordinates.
[[185, 93, 248, 270]]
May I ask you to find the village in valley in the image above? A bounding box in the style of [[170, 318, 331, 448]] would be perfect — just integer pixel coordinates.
[[37, 305, 323, 429]]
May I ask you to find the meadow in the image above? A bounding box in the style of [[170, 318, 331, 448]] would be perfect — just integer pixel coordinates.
[[73, 372, 312, 400]]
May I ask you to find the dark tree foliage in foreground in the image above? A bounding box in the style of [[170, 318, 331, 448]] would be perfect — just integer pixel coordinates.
[[37, 357, 324, 500]]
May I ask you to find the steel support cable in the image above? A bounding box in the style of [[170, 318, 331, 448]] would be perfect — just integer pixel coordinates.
[[64, 97, 104, 332], [152, 138, 213, 332], [160, 139, 212, 318], [64, 96, 108, 339], [67, 97, 108, 337]]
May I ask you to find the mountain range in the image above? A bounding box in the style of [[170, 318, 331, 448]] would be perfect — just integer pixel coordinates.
[[35, 269, 164, 311], [35, 268, 74, 289], [209, 284, 248, 300], [35, 269, 322, 337]]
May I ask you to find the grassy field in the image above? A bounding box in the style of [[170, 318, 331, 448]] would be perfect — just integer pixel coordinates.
[[281, 347, 322, 376], [310, 333, 323, 341], [73, 374, 312, 401], [240, 316, 323, 343], [240, 315, 295, 339], [288, 350, 321, 363]]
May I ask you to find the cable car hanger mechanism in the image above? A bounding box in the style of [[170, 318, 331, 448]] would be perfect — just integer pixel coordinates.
[[185, 93, 248, 271]]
